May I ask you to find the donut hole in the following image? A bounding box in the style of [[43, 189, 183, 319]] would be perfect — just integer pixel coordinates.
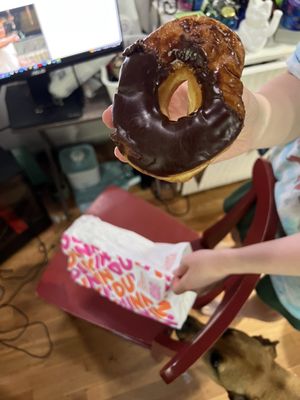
[[158, 67, 202, 121]]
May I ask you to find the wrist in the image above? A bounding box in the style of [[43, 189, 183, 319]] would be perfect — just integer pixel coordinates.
[[243, 88, 271, 151], [214, 248, 243, 276], [216, 247, 263, 276], [222, 245, 273, 276]]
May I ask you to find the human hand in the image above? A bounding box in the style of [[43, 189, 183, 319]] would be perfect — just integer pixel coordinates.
[[102, 105, 126, 162], [0, 33, 19, 49], [102, 83, 255, 165], [10, 33, 19, 43], [101, 82, 190, 163], [172, 249, 233, 295]]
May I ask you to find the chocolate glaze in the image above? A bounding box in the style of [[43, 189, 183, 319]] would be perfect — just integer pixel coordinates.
[[112, 22, 244, 177]]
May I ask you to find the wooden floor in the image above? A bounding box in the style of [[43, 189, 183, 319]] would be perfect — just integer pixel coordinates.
[[1, 182, 300, 400]]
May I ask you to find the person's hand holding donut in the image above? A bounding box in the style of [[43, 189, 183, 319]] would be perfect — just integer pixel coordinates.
[[102, 81, 191, 162], [102, 84, 254, 166], [102, 16, 259, 181]]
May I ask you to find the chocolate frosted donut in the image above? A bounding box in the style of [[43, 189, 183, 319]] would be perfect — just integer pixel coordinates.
[[112, 16, 245, 182]]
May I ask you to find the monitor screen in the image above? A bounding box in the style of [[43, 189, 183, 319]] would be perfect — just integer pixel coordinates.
[[0, 0, 123, 81]]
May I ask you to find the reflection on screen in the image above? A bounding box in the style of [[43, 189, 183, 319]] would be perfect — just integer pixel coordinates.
[[0, 0, 122, 78]]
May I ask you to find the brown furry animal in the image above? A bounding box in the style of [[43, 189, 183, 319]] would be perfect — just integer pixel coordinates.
[[176, 317, 300, 400]]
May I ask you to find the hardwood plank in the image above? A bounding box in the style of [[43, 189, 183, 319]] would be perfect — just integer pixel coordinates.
[[0, 182, 299, 400]]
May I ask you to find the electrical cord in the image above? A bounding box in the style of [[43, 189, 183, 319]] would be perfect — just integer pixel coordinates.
[[0, 236, 56, 359], [0, 305, 53, 359], [151, 180, 191, 217], [0, 125, 10, 132]]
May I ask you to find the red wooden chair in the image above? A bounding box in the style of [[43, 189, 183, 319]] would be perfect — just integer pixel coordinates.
[[37, 158, 279, 383]]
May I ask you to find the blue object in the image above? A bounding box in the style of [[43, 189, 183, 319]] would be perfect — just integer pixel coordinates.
[[75, 161, 140, 212], [193, 0, 204, 10], [59, 144, 101, 209], [11, 146, 49, 186], [281, 0, 300, 30], [59, 144, 99, 180], [59, 144, 140, 212]]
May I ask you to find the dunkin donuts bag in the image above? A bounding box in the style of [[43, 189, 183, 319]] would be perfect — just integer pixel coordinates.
[[61, 215, 196, 329]]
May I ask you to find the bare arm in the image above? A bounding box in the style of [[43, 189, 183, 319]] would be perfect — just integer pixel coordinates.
[[229, 233, 300, 276], [215, 72, 300, 162], [0, 34, 18, 49], [101, 61, 300, 296], [103, 70, 300, 164], [173, 233, 300, 294], [173, 71, 300, 295]]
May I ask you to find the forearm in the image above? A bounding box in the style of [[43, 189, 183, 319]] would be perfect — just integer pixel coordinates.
[[216, 71, 300, 162], [0, 38, 11, 48], [247, 72, 300, 149], [0, 36, 16, 48], [223, 233, 300, 277]]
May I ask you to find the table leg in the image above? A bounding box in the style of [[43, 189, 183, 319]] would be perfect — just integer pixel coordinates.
[[39, 130, 70, 219]]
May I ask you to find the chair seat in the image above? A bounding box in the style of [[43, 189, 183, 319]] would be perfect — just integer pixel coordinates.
[[37, 186, 200, 348], [37, 159, 279, 384]]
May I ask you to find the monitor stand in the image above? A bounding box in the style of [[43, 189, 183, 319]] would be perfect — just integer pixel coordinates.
[[5, 72, 84, 129]]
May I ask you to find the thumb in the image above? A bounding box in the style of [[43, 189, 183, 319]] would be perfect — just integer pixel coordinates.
[[102, 105, 114, 128], [114, 147, 127, 162], [172, 263, 189, 295], [174, 263, 188, 278]]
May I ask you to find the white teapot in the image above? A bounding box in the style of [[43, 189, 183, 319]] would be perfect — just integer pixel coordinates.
[[238, 0, 283, 53]]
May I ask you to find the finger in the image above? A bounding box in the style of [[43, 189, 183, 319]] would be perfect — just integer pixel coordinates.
[[168, 81, 189, 121], [172, 276, 187, 295], [173, 263, 189, 278], [172, 264, 189, 294], [102, 105, 114, 128], [114, 147, 127, 163]]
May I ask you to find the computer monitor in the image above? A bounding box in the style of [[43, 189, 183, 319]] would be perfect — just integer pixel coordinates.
[[0, 0, 123, 128]]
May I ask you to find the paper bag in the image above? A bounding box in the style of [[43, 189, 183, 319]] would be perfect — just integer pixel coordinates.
[[61, 215, 196, 329]]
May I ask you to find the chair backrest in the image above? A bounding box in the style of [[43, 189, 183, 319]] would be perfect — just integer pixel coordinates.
[[201, 158, 278, 249], [191, 158, 278, 307], [158, 158, 280, 383]]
